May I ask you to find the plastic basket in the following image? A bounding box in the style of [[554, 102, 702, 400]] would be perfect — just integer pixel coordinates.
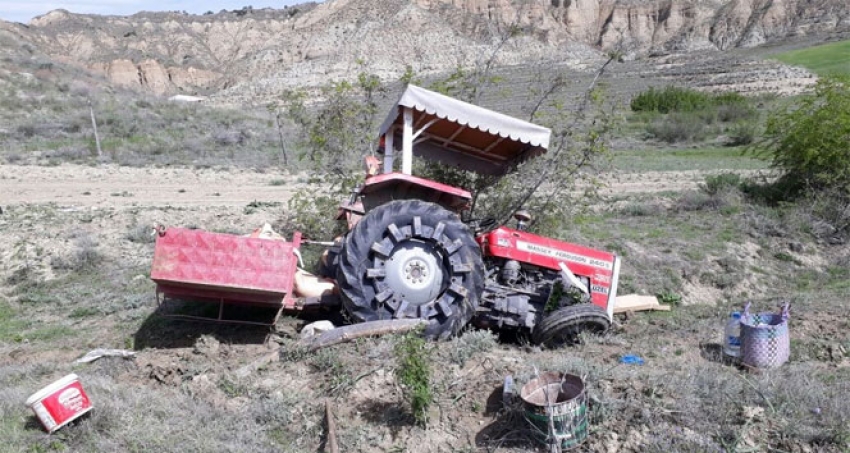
[[740, 302, 790, 369]]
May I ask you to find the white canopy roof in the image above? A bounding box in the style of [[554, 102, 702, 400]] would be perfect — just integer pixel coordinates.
[[378, 84, 551, 175]]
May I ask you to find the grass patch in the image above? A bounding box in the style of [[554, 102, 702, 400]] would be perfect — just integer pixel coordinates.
[[0, 301, 29, 343], [611, 147, 768, 172], [774, 39, 850, 75], [25, 325, 76, 342], [0, 300, 76, 344], [69, 306, 100, 318]]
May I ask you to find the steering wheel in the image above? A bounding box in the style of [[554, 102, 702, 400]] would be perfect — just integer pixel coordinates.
[[466, 217, 497, 233]]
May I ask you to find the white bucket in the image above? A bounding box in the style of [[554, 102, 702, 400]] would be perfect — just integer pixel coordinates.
[[25, 374, 93, 433]]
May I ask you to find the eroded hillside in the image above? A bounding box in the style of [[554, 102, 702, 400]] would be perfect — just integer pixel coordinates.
[[3, 0, 847, 98]]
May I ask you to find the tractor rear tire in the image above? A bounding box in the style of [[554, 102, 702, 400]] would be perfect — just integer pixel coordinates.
[[336, 200, 484, 340], [532, 303, 610, 348]]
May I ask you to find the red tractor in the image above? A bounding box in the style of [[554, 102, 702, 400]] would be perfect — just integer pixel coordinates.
[[151, 84, 621, 346], [322, 85, 621, 344]]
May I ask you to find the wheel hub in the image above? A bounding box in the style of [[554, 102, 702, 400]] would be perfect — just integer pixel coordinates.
[[405, 259, 428, 282], [384, 240, 445, 306]]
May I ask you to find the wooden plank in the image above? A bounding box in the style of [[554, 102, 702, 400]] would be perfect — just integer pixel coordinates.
[[325, 401, 339, 453], [614, 294, 671, 313], [298, 319, 427, 352]]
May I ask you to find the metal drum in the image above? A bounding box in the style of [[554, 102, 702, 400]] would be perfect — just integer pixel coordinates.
[[520, 372, 588, 450]]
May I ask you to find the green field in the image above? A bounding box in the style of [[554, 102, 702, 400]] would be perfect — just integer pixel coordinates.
[[774, 39, 850, 75]]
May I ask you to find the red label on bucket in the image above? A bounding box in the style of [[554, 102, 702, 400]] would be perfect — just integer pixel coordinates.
[[34, 381, 91, 432]]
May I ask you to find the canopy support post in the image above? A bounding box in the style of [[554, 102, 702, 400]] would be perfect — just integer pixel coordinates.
[[402, 107, 413, 175], [383, 128, 395, 174]]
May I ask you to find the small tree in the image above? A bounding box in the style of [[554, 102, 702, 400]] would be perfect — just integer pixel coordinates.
[[279, 72, 383, 187], [275, 6, 621, 239], [417, 56, 617, 235], [274, 71, 386, 240], [754, 75, 850, 198]]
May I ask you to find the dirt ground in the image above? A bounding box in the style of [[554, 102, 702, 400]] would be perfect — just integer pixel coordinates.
[[0, 164, 304, 207], [0, 164, 746, 208]]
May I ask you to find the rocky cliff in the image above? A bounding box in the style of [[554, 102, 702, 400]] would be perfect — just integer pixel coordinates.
[[3, 0, 848, 97]]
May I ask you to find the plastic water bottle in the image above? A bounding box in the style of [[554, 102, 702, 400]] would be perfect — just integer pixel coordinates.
[[723, 311, 742, 359], [502, 375, 515, 405]]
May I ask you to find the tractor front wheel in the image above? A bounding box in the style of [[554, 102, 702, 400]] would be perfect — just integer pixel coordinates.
[[532, 304, 610, 347], [336, 200, 484, 340]]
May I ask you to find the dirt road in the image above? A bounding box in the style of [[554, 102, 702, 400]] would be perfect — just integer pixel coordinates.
[[0, 164, 753, 208], [0, 164, 301, 208]]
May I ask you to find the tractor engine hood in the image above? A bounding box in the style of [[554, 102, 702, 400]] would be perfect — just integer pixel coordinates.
[[477, 226, 621, 319]]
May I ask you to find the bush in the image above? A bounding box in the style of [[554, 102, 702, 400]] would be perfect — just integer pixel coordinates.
[[646, 113, 709, 143], [753, 75, 850, 197], [126, 223, 155, 243], [51, 235, 103, 271], [716, 103, 756, 123], [713, 91, 748, 107], [631, 86, 749, 114], [631, 86, 713, 113], [276, 190, 345, 241], [791, 190, 850, 239], [726, 121, 756, 146], [676, 174, 744, 212], [634, 87, 756, 144], [700, 173, 743, 195], [620, 201, 663, 217], [448, 329, 498, 366]]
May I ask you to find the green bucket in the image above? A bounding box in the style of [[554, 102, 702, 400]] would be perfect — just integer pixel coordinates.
[[520, 372, 588, 450]]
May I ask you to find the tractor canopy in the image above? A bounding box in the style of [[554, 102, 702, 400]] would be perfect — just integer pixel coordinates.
[[377, 84, 551, 176]]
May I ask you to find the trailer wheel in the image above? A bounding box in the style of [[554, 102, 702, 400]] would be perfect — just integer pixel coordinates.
[[532, 304, 610, 348], [336, 200, 484, 340]]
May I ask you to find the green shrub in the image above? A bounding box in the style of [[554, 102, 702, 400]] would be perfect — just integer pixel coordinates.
[[656, 291, 682, 306], [620, 201, 663, 217], [631, 86, 750, 114], [633, 87, 757, 144], [713, 91, 749, 106], [726, 121, 756, 146], [448, 329, 498, 366], [276, 190, 345, 240], [646, 113, 709, 143], [631, 86, 713, 113], [701, 173, 743, 196], [716, 103, 756, 123], [395, 330, 433, 426], [752, 75, 850, 197]]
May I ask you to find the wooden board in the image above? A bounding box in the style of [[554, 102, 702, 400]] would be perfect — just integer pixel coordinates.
[[614, 294, 671, 314]]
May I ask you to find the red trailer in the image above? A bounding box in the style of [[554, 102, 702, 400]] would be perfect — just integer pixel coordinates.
[[150, 226, 302, 325]]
